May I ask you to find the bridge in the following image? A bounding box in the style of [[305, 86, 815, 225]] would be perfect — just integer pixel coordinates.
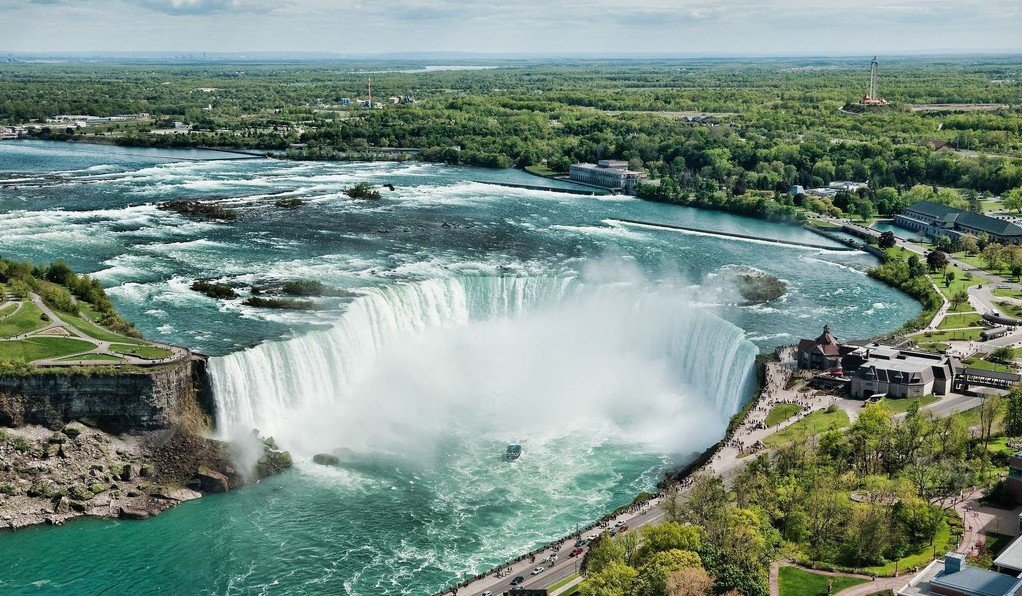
[[954, 367, 1022, 392]]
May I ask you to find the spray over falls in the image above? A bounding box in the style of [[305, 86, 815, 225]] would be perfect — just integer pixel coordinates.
[[208, 275, 759, 461]]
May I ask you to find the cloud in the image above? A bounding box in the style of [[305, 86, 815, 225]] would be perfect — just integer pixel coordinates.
[[132, 0, 277, 14]]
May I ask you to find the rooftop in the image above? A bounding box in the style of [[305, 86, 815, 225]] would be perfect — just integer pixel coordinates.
[[995, 536, 1022, 572], [900, 555, 1022, 596]]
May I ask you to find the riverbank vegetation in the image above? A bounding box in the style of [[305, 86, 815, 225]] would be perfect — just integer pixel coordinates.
[[3, 58, 1021, 226], [581, 395, 1022, 595]]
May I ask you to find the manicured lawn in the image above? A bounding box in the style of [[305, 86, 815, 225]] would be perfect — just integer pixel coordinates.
[[0, 302, 17, 318], [928, 271, 975, 301], [548, 574, 579, 592], [0, 302, 48, 338], [995, 301, 1022, 318], [916, 328, 983, 342], [878, 395, 939, 414], [993, 287, 1022, 299], [915, 342, 950, 352], [54, 353, 125, 363], [766, 403, 802, 427], [55, 311, 142, 345], [778, 566, 865, 596], [764, 409, 850, 448], [963, 358, 1014, 373], [0, 337, 96, 362], [944, 300, 977, 314], [109, 343, 173, 360], [937, 312, 983, 330], [524, 164, 560, 177]]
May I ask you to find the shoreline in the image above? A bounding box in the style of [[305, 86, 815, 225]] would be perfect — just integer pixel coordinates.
[[3, 137, 924, 590]]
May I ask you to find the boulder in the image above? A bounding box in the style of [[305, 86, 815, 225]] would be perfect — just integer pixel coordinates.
[[154, 488, 202, 502], [312, 453, 340, 466], [118, 507, 150, 520], [195, 467, 229, 493], [255, 450, 293, 479]]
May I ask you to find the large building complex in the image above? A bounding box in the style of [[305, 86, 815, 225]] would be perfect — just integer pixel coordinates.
[[848, 346, 959, 399], [895, 201, 1022, 245], [569, 160, 648, 195]]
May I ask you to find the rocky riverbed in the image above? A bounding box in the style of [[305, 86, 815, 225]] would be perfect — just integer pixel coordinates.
[[0, 422, 291, 529]]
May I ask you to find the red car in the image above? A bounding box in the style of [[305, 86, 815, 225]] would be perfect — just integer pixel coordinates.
[[619, 525, 629, 532], [569, 548, 584, 558]]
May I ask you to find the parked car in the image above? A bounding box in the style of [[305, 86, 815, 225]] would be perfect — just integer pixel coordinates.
[[619, 524, 629, 532], [510, 575, 525, 586], [480, 592, 492, 596], [574, 539, 588, 548], [570, 548, 584, 558], [531, 566, 545, 575]]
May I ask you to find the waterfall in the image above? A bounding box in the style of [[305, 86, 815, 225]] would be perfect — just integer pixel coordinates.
[[208, 276, 759, 457]]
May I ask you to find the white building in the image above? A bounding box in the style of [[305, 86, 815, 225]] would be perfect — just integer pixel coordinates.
[[569, 160, 648, 195]]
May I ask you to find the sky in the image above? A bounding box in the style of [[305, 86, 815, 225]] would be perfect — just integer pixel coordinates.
[[1, 0, 1021, 56]]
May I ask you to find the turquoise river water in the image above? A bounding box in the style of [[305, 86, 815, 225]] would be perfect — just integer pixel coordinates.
[[0, 141, 919, 594]]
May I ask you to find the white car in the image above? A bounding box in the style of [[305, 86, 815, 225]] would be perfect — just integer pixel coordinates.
[[480, 592, 492, 596], [531, 566, 545, 575]]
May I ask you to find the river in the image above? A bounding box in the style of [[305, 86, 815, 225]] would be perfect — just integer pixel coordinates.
[[0, 140, 918, 595]]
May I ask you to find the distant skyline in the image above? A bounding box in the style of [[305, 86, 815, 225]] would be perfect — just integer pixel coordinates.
[[1, 0, 1020, 56]]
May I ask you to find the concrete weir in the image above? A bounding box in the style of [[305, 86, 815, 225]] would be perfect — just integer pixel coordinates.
[[610, 218, 857, 251]]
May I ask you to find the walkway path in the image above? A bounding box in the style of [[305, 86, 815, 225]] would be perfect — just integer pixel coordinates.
[[0, 292, 190, 367]]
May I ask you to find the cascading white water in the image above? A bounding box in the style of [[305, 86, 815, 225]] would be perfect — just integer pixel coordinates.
[[209, 274, 759, 459]]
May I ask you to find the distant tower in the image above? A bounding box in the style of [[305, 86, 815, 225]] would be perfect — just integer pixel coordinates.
[[368, 75, 372, 106], [868, 56, 878, 101], [859, 56, 888, 106]]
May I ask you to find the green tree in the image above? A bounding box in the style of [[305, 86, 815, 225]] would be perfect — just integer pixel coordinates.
[[633, 550, 703, 596], [578, 560, 638, 596], [1003, 187, 1022, 214], [1004, 385, 1022, 437]]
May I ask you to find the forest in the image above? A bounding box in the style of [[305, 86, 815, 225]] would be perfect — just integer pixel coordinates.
[[2, 56, 1022, 221]]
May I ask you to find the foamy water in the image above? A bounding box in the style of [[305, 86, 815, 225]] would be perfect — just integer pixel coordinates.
[[0, 140, 920, 594]]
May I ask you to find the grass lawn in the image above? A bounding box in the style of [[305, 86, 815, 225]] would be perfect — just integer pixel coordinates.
[[778, 566, 865, 596], [764, 409, 850, 448], [994, 287, 1022, 299], [994, 301, 1022, 318], [109, 343, 173, 360], [948, 300, 976, 313], [863, 518, 952, 575], [54, 353, 125, 363], [0, 337, 96, 362], [0, 302, 18, 318], [878, 395, 940, 414], [548, 574, 579, 592], [984, 533, 1015, 556], [937, 312, 984, 330], [524, 164, 560, 177], [54, 311, 142, 345], [766, 403, 802, 427], [963, 358, 1014, 373], [928, 271, 975, 301], [0, 302, 48, 338], [915, 342, 950, 352], [916, 327, 983, 342], [954, 406, 982, 429]]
